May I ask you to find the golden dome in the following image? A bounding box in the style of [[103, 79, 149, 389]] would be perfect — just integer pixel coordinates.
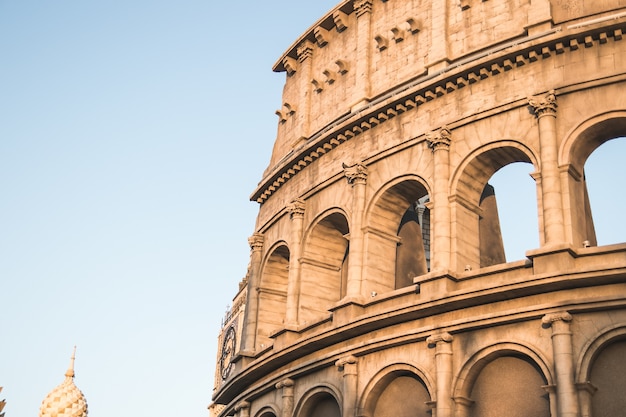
[[39, 348, 88, 417]]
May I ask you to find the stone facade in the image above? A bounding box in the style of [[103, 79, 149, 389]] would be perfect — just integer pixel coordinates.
[[212, 1, 626, 417]]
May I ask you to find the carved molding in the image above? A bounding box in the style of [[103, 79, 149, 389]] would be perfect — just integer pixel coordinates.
[[427, 126, 452, 151], [528, 89, 557, 118], [248, 233, 264, 251], [335, 355, 358, 368], [354, 0, 373, 17], [314, 26, 329, 47], [276, 378, 295, 389], [282, 57, 297, 76], [541, 311, 572, 326], [427, 332, 453, 347], [297, 40, 314, 63], [342, 162, 368, 185], [287, 198, 306, 218]]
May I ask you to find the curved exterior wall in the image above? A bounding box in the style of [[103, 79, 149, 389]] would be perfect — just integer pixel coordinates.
[[212, 2, 626, 417]]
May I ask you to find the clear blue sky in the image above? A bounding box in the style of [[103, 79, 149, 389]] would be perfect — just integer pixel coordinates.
[[0, 2, 623, 417]]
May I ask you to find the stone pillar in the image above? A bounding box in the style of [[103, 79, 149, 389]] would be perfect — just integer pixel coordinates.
[[427, 127, 452, 273], [235, 401, 250, 417], [428, 0, 450, 72], [296, 41, 314, 139], [575, 382, 596, 417], [343, 162, 368, 299], [285, 198, 306, 327], [242, 233, 264, 352], [336, 356, 358, 417], [353, 0, 373, 108], [427, 332, 454, 417], [542, 312, 579, 417], [529, 90, 566, 246], [276, 378, 295, 417]]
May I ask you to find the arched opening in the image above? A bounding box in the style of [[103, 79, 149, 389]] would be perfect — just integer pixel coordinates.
[[371, 372, 431, 417], [300, 211, 349, 323], [257, 244, 289, 347], [583, 138, 626, 246], [589, 338, 626, 416], [487, 162, 538, 261], [299, 392, 341, 417], [468, 355, 549, 417], [452, 143, 537, 271], [366, 178, 429, 293]]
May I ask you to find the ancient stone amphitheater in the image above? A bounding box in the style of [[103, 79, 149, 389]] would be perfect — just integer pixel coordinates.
[[211, 1, 626, 417]]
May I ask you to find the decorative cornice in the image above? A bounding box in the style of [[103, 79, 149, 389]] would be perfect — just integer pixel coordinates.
[[252, 25, 626, 204], [427, 332, 453, 347], [342, 162, 368, 185], [541, 311, 572, 326], [333, 10, 349, 32], [287, 198, 306, 218], [427, 126, 452, 152], [354, 0, 373, 17], [528, 89, 557, 118], [248, 233, 264, 251]]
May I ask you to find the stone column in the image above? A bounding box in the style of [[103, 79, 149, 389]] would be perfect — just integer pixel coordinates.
[[276, 378, 295, 417], [529, 90, 566, 246], [542, 312, 579, 417], [235, 401, 250, 417], [343, 162, 368, 299], [427, 127, 452, 273], [427, 332, 454, 417], [242, 233, 264, 352], [353, 0, 373, 108], [336, 356, 358, 417], [285, 198, 306, 327], [296, 41, 314, 139]]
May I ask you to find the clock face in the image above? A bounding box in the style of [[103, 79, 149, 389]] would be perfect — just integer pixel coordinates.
[[219, 325, 236, 380]]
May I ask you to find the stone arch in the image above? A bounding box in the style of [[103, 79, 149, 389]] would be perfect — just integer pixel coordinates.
[[450, 140, 539, 271], [363, 175, 431, 294], [294, 385, 342, 417], [453, 342, 553, 417], [360, 363, 434, 417], [255, 405, 280, 417], [559, 111, 626, 247], [575, 324, 626, 417], [299, 209, 350, 323], [257, 241, 290, 347]]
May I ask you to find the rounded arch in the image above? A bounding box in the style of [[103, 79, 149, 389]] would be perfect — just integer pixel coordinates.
[[294, 384, 342, 417], [454, 341, 552, 417], [254, 404, 280, 417], [558, 112, 626, 247], [449, 140, 539, 270], [576, 323, 626, 383], [559, 110, 626, 169], [363, 175, 431, 292], [453, 341, 553, 399], [450, 140, 538, 207], [256, 241, 290, 347], [299, 208, 350, 323], [360, 363, 434, 417]]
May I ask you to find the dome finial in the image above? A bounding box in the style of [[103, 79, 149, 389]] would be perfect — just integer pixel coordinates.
[[65, 346, 76, 379]]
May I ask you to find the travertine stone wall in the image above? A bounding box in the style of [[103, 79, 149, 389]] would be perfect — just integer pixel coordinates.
[[213, 1, 626, 417]]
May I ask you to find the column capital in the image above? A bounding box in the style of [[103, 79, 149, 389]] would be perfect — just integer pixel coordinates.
[[427, 126, 452, 152], [248, 233, 264, 251], [541, 311, 572, 327], [297, 40, 314, 63], [335, 355, 358, 369], [427, 332, 453, 347], [528, 89, 557, 118], [287, 198, 306, 219], [234, 401, 250, 412], [276, 378, 295, 390], [342, 162, 368, 185], [354, 0, 373, 17]]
